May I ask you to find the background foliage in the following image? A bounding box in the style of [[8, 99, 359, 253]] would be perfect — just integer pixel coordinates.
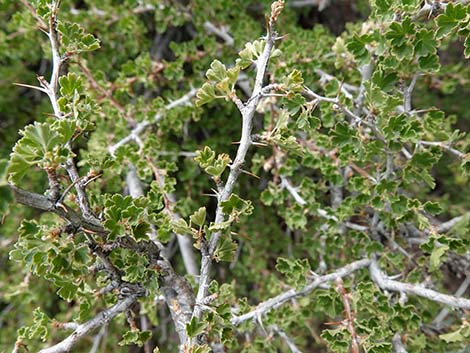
[[1, 0, 470, 352]]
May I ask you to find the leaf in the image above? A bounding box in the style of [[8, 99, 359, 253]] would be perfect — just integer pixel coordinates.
[[59, 73, 83, 97], [57, 20, 100, 53], [276, 257, 311, 288], [418, 53, 440, 72], [440, 329, 464, 343], [196, 83, 217, 107], [236, 40, 265, 69], [195, 146, 216, 169], [435, 3, 467, 40], [464, 36, 470, 59], [414, 29, 437, 57], [429, 245, 449, 272], [186, 317, 207, 338], [423, 201, 442, 215], [346, 34, 371, 65], [119, 330, 152, 347], [205, 153, 231, 177], [213, 236, 237, 262], [206, 60, 227, 82], [7, 122, 72, 184], [190, 207, 206, 227], [220, 194, 253, 219], [283, 69, 304, 92], [172, 218, 194, 236]]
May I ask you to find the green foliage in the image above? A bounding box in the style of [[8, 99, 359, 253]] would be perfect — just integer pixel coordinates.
[[7, 120, 76, 184], [2, 0, 470, 352]]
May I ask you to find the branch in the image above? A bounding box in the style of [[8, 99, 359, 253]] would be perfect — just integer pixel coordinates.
[[193, 2, 283, 322], [10, 185, 105, 235], [231, 258, 371, 325], [38, 295, 139, 353], [419, 140, 466, 159], [432, 275, 470, 329], [392, 333, 408, 353], [271, 325, 304, 353], [203, 21, 234, 46], [279, 176, 368, 232], [47, 0, 63, 118], [126, 165, 199, 276], [336, 278, 360, 353], [289, 0, 331, 11], [403, 73, 419, 113], [369, 260, 470, 309], [108, 89, 198, 155], [434, 213, 468, 234]]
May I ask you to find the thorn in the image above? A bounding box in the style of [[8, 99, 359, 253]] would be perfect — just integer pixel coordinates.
[[241, 169, 260, 179], [55, 202, 68, 213], [252, 141, 268, 147], [274, 33, 289, 41], [13, 82, 47, 93], [231, 141, 241, 145], [201, 193, 218, 198]]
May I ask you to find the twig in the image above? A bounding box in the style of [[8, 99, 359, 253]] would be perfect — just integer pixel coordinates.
[[203, 21, 234, 46], [10, 186, 105, 235], [280, 176, 368, 232], [392, 333, 408, 353], [271, 325, 303, 353], [354, 61, 374, 116], [108, 89, 198, 155], [419, 140, 465, 159], [369, 260, 470, 309], [335, 278, 360, 353], [435, 214, 468, 233], [432, 276, 470, 329], [403, 73, 419, 113], [38, 295, 140, 353], [89, 325, 107, 353], [231, 258, 371, 325], [289, 0, 331, 10]]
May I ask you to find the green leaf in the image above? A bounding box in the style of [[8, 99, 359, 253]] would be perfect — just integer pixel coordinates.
[[346, 35, 371, 65], [440, 329, 465, 343], [414, 29, 437, 57], [119, 330, 152, 347], [186, 317, 208, 338], [196, 83, 217, 107], [59, 73, 83, 97], [7, 121, 73, 184], [436, 3, 467, 39], [57, 20, 100, 52], [220, 194, 253, 219], [429, 245, 449, 272], [283, 69, 304, 92], [190, 207, 206, 227], [418, 53, 440, 72], [276, 257, 311, 288], [213, 236, 237, 262], [172, 218, 194, 236], [464, 36, 470, 59], [195, 146, 216, 169], [205, 153, 231, 177], [423, 201, 442, 215], [206, 60, 227, 82]]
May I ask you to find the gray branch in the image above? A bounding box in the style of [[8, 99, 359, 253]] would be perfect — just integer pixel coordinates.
[[38, 295, 138, 353], [231, 258, 371, 325], [271, 325, 304, 353], [192, 20, 278, 322], [108, 89, 198, 156], [370, 260, 470, 309], [392, 333, 408, 353]]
